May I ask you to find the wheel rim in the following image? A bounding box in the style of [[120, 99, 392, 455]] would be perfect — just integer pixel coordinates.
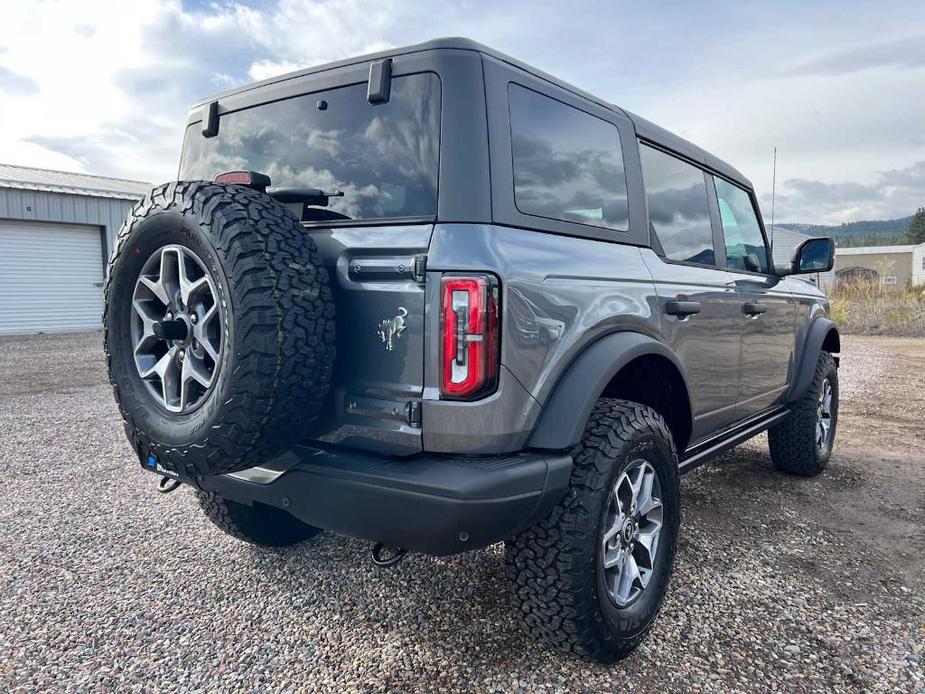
[[130, 244, 223, 413], [600, 459, 664, 607], [816, 378, 834, 454]]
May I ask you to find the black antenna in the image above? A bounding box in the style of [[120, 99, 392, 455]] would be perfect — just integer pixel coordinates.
[[770, 146, 777, 236]]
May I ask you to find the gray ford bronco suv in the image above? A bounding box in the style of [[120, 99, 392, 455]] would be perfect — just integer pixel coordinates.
[[104, 38, 840, 661]]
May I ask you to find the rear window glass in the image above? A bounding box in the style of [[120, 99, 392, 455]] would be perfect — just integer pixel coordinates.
[[179, 73, 441, 222], [508, 84, 629, 231]]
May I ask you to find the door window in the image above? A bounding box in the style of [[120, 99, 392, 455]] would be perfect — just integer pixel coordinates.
[[509, 83, 629, 231], [639, 145, 715, 265], [714, 178, 769, 274]]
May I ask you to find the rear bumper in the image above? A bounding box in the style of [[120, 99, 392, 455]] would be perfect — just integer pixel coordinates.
[[198, 445, 572, 556]]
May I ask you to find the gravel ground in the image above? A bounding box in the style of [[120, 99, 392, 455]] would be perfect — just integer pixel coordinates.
[[1, 332, 923, 692]]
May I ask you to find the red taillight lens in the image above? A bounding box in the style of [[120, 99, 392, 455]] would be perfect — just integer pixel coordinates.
[[440, 274, 500, 400]]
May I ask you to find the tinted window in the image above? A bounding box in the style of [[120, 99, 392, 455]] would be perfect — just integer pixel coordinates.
[[509, 84, 628, 231], [714, 178, 769, 273], [640, 145, 714, 265], [179, 73, 440, 222]]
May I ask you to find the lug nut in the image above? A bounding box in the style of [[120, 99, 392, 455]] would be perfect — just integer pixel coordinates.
[[190, 313, 198, 324], [178, 349, 185, 360]]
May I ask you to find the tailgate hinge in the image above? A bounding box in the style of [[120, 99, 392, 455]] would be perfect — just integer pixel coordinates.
[[412, 254, 427, 284], [405, 401, 422, 428]]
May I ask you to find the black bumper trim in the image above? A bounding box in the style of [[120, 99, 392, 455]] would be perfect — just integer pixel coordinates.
[[198, 445, 573, 556]]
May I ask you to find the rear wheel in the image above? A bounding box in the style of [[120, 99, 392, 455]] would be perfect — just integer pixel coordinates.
[[505, 399, 681, 662], [196, 492, 321, 547], [769, 351, 838, 476]]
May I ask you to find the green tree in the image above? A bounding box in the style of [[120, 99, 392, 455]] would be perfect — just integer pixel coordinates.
[[906, 207, 925, 244]]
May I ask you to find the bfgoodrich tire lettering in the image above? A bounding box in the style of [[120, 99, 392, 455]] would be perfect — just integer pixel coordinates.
[[505, 399, 681, 662], [104, 181, 335, 478]]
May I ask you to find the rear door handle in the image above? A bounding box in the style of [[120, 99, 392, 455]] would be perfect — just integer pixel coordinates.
[[665, 300, 702, 318], [743, 302, 768, 317]]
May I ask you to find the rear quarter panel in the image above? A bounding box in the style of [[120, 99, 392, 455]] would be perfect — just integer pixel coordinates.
[[423, 223, 661, 452]]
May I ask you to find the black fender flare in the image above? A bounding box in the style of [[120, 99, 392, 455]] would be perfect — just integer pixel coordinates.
[[788, 318, 840, 402], [527, 331, 693, 449]]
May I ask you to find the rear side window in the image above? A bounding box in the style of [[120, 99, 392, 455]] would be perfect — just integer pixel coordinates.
[[179, 73, 441, 222], [509, 84, 629, 231], [639, 145, 714, 266], [714, 178, 769, 273]]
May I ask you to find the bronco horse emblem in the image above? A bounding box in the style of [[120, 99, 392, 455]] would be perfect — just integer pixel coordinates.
[[377, 307, 408, 351]]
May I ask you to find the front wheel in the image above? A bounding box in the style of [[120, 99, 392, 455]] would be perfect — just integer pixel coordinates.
[[769, 351, 838, 476], [505, 399, 681, 662]]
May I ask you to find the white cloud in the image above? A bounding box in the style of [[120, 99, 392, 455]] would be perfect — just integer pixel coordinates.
[[765, 160, 925, 225], [248, 59, 304, 82], [0, 0, 394, 183]]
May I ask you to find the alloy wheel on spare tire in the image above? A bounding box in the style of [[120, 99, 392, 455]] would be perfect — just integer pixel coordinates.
[[103, 181, 335, 478]]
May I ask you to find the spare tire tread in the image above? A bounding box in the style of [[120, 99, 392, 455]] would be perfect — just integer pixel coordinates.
[[104, 181, 335, 478]]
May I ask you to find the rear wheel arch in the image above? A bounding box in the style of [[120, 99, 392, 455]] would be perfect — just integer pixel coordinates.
[[528, 332, 693, 453]]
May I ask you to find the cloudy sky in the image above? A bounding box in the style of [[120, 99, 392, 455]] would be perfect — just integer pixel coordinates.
[[1, 0, 923, 224]]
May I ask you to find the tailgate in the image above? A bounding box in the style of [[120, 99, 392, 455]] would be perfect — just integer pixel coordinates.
[[304, 224, 432, 455]]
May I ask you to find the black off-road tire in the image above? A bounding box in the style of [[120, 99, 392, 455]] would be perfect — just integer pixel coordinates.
[[505, 399, 681, 662], [104, 181, 335, 478], [196, 491, 321, 547], [768, 351, 838, 476]]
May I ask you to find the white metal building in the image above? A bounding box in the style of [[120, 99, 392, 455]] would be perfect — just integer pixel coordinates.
[[0, 164, 150, 335], [833, 243, 925, 289]]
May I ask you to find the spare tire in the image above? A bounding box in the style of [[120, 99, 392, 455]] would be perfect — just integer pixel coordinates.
[[103, 181, 335, 477]]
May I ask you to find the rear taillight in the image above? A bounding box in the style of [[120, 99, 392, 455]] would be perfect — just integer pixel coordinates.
[[440, 274, 500, 400]]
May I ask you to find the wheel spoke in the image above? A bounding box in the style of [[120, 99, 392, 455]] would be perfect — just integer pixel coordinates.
[[616, 552, 641, 603], [159, 248, 181, 305], [132, 300, 160, 353], [193, 305, 221, 362], [177, 248, 210, 306], [603, 547, 623, 570], [138, 276, 169, 306], [140, 349, 173, 381], [182, 353, 213, 388], [629, 466, 644, 508], [637, 496, 662, 517], [161, 351, 181, 410], [601, 513, 622, 546], [635, 526, 660, 571]]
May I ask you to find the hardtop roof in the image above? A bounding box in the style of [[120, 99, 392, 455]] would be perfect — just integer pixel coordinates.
[[192, 37, 752, 190]]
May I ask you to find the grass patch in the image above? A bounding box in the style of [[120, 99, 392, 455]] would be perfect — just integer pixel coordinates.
[[830, 280, 925, 336]]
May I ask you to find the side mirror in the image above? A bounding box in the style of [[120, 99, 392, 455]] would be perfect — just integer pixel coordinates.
[[779, 237, 835, 276]]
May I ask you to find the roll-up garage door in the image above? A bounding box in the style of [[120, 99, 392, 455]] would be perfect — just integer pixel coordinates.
[[0, 221, 104, 334]]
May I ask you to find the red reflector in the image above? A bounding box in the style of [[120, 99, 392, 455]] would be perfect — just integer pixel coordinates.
[[440, 274, 500, 400]]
